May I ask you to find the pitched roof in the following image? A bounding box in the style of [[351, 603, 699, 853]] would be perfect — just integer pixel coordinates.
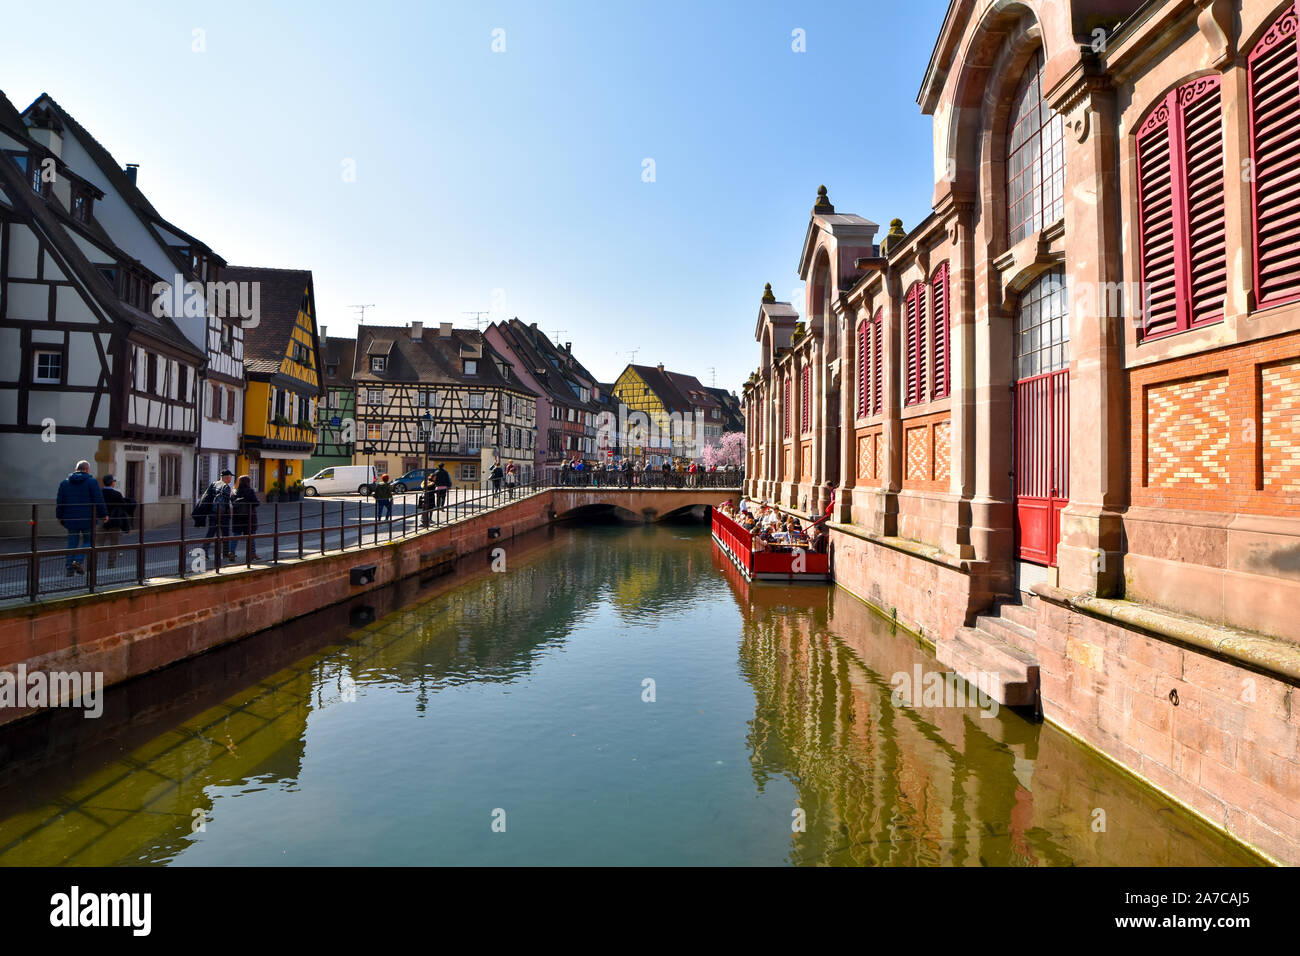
[[25, 93, 224, 280], [0, 91, 202, 360], [665, 371, 722, 411], [491, 319, 598, 410], [353, 324, 537, 396], [321, 336, 356, 387], [625, 364, 692, 413], [221, 266, 315, 375]]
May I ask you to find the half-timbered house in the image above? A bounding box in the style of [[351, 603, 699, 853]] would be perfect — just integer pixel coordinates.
[[23, 95, 244, 499], [485, 318, 602, 478], [306, 332, 357, 475], [0, 92, 204, 530], [353, 322, 537, 487], [225, 267, 322, 494]]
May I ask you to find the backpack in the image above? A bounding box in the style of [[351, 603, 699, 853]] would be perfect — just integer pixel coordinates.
[[191, 483, 221, 525]]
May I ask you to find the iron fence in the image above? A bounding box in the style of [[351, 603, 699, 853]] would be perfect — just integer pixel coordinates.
[[0, 471, 743, 603]]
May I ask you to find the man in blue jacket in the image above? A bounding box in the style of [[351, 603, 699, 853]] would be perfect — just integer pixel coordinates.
[[56, 460, 107, 576]]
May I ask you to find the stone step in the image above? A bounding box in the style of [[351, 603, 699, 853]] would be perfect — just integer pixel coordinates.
[[975, 611, 1038, 657], [994, 599, 1038, 632], [936, 626, 1039, 708]]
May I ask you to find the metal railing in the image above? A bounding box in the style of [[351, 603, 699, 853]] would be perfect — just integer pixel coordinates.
[[0, 471, 743, 603], [552, 469, 743, 489]]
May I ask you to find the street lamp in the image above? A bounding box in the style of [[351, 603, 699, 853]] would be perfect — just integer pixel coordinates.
[[421, 412, 434, 474]]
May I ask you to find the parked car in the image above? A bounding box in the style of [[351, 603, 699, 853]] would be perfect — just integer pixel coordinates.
[[301, 464, 378, 497], [391, 469, 432, 494]]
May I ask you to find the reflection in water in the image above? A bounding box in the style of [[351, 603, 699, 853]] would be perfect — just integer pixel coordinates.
[[0, 524, 1265, 866]]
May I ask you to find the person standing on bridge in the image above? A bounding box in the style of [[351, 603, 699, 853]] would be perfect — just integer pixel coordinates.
[[56, 460, 107, 576], [231, 475, 261, 562], [505, 462, 517, 498], [434, 462, 452, 510], [372, 473, 394, 523], [489, 462, 505, 496], [99, 474, 134, 570], [202, 469, 237, 563]]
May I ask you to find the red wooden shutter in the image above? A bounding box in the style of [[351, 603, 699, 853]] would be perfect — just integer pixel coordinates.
[[1136, 76, 1226, 337], [1182, 78, 1227, 326], [226, 388, 235, 421], [801, 365, 811, 433], [931, 263, 950, 399], [784, 378, 790, 438], [871, 309, 883, 415], [1248, 5, 1300, 308], [857, 321, 868, 417], [1136, 102, 1180, 337], [905, 283, 923, 405]]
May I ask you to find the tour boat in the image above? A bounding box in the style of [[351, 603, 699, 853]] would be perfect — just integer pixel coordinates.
[[710, 508, 830, 583]]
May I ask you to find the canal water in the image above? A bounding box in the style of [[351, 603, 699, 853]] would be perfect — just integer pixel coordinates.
[[0, 522, 1264, 865]]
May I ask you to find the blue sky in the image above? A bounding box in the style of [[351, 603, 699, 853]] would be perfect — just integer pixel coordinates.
[[1, 0, 948, 393]]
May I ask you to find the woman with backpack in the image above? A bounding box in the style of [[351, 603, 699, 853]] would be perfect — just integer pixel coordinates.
[[230, 475, 261, 562]]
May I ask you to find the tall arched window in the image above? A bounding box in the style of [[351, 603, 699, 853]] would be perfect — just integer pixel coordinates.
[[1248, 3, 1300, 308], [783, 377, 791, 438], [931, 263, 951, 399], [904, 281, 926, 406], [800, 365, 812, 434], [1136, 75, 1226, 338], [1007, 47, 1065, 245]]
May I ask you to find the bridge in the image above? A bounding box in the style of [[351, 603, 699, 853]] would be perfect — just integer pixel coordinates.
[[550, 486, 741, 522]]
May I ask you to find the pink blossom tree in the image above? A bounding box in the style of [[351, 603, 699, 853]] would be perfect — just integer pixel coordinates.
[[702, 431, 745, 468]]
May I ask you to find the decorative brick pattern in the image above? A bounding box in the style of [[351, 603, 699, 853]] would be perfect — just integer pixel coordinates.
[[1262, 359, 1300, 492], [1145, 373, 1230, 488], [906, 426, 929, 481], [857, 433, 875, 481], [934, 420, 951, 484]]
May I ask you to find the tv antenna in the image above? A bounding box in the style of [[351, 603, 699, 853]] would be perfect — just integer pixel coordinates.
[[625, 348, 640, 363], [707, 366, 717, 386], [463, 311, 491, 330], [550, 329, 568, 343], [350, 304, 375, 324]]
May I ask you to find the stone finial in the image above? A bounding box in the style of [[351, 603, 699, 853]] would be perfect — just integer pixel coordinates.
[[761, 282, 776, 304], [888, 218, 906, 238], [792, 319, 807, 341], [813, 185, 835, 215]]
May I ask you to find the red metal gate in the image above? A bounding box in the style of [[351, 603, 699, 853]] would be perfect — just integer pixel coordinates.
[[1014, 369, 1069, 566]]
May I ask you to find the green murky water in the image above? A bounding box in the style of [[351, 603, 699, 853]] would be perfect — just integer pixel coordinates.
[[0, 523, 1265, 865]]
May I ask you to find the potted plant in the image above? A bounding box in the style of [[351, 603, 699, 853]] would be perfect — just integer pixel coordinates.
[[267, 479, 285, 502], [286, 479, 303, 501]]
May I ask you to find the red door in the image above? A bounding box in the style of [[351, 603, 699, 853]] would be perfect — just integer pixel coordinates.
[[1013, 268, 1070, 566], [1014, 369, 1069, 565]]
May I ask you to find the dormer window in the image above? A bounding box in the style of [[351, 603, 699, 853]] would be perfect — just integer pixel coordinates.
[[326, 363, 338, 376], [464, 359, 477, 376], [72, 192, 90, 222], [371, 356, 386, 372]]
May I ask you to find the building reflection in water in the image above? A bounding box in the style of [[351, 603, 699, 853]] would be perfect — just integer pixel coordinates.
[[714, 544, 1263, 866]]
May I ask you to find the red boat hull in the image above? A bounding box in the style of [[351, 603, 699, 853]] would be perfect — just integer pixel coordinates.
[[710, 509, 830, 582]]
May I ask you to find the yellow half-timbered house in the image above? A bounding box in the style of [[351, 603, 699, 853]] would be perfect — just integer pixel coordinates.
[[225, 267, 323, 495]]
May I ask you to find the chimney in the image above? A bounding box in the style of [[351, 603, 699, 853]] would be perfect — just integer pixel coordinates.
[[657, 363, 665, 373], [411, 321, 423, 341], [439, 322, 452, 338], [320, 325, 327, 343], [26, 106, 63, 158], [564, 342, 571, 353], [124, 163, 139, 185]]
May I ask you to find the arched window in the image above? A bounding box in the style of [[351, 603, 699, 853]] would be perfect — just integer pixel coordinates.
[[931, 263, 951, 399], [800, 365, 811, 434], [904, 281, 926, 406], [1015, 268, 1070, 380], [857, 319, 870, 418], [1137, 76, 1227, 338], [1007, 47, 1065, 245], [1248, 3, 1300, 309], [783, 377, 791, 438]]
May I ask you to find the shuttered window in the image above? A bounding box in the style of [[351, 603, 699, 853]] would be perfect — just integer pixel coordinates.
[[800, 365, 811, 434], [1248, 4, 1300, 309], [783, 377, 791, 438], [871, 309, 883, 416], [931, 263, 951, 399], [1136, 75, 1227, 339], [857, 320, 869, 418], [904, 282, 925, 406]]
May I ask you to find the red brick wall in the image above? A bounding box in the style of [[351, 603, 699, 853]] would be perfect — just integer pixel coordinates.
[[900, 411, 950, 491], [1131, 330, 1300, 514]]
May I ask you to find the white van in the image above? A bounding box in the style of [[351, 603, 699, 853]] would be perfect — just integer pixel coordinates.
[[302, 464, 378, 497]]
